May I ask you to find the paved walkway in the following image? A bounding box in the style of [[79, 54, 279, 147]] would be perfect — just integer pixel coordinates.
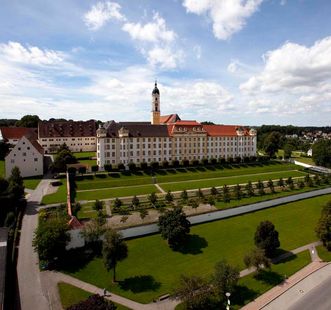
[[241, 243, 326, 310], [44, 271, 179, 310], [17, 175, 53, 310], [155, 183, 166, 194]]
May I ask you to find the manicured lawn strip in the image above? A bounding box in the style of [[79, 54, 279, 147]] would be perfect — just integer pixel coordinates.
[[23, 176, 42, 190], [295, 157, 315, 165], [64, 195, 330, 303], [77, 204, 106, 220], [57, 282, 130, 310], [316, 245, 331, 262], [75, 163, 299, 190], [73, 152, 96, 159], [78, 159, 97, 166], [215, 186, 324, 210], [76, 184, 159, 201], [159, 170, 306, 192], [0, 160, 4, 177], [41, 181, 67, 204], [233, 251, 311, 309]]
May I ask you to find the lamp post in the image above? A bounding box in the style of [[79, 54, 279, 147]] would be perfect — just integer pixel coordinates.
[[225, 292, 231, 310]]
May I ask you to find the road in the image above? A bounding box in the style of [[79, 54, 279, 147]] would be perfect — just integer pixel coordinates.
[[17, 176, 52, 310], [120, 187, 331, 238], [263, 263, 331, 310]]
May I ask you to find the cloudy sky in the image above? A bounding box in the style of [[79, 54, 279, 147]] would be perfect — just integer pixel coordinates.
[[0, 0, 331, 125]]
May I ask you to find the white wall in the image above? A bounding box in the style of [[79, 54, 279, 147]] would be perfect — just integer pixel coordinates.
[[5, 136, 43, 178]]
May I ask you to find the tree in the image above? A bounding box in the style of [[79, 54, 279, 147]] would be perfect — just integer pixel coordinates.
[[283, 143, 293, 159], [8, 166, 24, 200], [207, 196, 215, 206], [53, 147, 77, 172], [174, 275, 213, 310], [245, 181, 254, 197], [234, 184, 242, 200], [0, 142, 9, 160], [222, 185, 230, 203], [197, 188, 204, 201], [139, 208, 148, 221], [278, 178, 285, 189], [312, 139, 331, 168], [189, 198, 199, 212], [212, 260, 239, 298], [128, 162, 136, 171], [93, 200, 104, 212], [102, 228, 128, 282], [158, 207, 190, 248], [263, 132, 282, 157], [33, 218, 70, 262], [78, 166, 86, 175], [131, 195, 140, 209], [113, 198, 122, 209], [257, 180, 265, 195], [315, 201, 331, 250], [210, 187, 218, 196], [91, 165, 99, 174], [180, 190, 188, 203], [104, 164, 112, 172], [243, 248, 271, 273], [15, 114, 40, 128], [254, 221, 280, 257], [67, 294, 117, 310], [147, 192, 158, 207], [267, 179, 275, 193], [313, 174, 321, 186], [286, 177, 294, 190], [80, 218, 106, 250], [165, 190, 174, 204]]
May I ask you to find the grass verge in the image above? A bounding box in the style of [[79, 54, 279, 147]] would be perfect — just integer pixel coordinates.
[[316, 245, 331, 262], [62, 194, 331, 303]]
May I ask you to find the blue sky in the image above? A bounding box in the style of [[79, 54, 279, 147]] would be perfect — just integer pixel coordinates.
[[0, 0, 331, 125]]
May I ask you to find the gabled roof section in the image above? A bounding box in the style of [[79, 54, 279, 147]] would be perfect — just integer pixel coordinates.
[[0, 127, 37, 141], [38, 120, 96, 138], [106, 122, 170, 138], [203, 125, 250, 136], [26, 136, 44, 154], [160, 114, 181, 124]]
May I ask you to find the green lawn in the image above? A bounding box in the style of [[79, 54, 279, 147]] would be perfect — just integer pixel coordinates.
[[159, 170, 306, 192], [41, 180, 67, 204], [316, 245, 331, 262], [215, 185, 324, 210], [23, 176, 43, 190], [75, 162, 299, 191], [58, 282, 130, 310], [76, 184, 159, 201], [73, 152, 96, 159], [76, 204, 107, 220], [295, 157, 315, 165], [0, 160, 4, 178], [63, 194, 331, 303], [233, 251, 311, 308]]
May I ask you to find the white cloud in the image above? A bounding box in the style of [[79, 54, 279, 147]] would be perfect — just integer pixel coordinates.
[[147, 47, 184, 70], [122, 13, 176, 43], [182, 0, 263, 40], [193, 45, 202, 59], [84, 1, 125, 31], [0, 41, 64, 66], [240, 36, 331, 117]]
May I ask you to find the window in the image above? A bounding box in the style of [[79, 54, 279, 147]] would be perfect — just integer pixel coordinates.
[[23, 152, 27, 156], [34, 158, 38, 162]]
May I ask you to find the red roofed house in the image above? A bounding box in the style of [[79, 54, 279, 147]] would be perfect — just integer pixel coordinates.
[[5, 136, 44, 178], [96, 82, 257, 169], [0, 127, 37, 146], [38, 120, 96, 153]]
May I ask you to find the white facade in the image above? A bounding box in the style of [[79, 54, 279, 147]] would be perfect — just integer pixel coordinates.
[[38, 136, 96, 153], [5, 136, 43, 178]]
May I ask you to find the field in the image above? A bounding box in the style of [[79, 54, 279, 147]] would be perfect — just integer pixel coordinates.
[[41, 180, 67, 204], [74, 151, 97, 166], [76, 162, 300, 190], [23, 176, 42, 190], [63, 194, 331, 303], [233, 251, 311, 308], [316, 245, 331, 262], [58, 282, 130, 310]]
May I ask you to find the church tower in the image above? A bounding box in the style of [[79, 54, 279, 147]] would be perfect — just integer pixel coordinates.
[[151, 81, 160, 125]]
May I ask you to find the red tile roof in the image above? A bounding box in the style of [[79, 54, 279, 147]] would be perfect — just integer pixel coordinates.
[[0, 127, 37, 140], [175, 120, 201, 126], [26, 137, 44, 154], [38, 120, 96, 138], [160, 114, 181, 124], [203, 125, 249, 136]]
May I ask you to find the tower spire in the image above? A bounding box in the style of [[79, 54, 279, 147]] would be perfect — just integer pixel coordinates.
[[151, 81, 160, 125]]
